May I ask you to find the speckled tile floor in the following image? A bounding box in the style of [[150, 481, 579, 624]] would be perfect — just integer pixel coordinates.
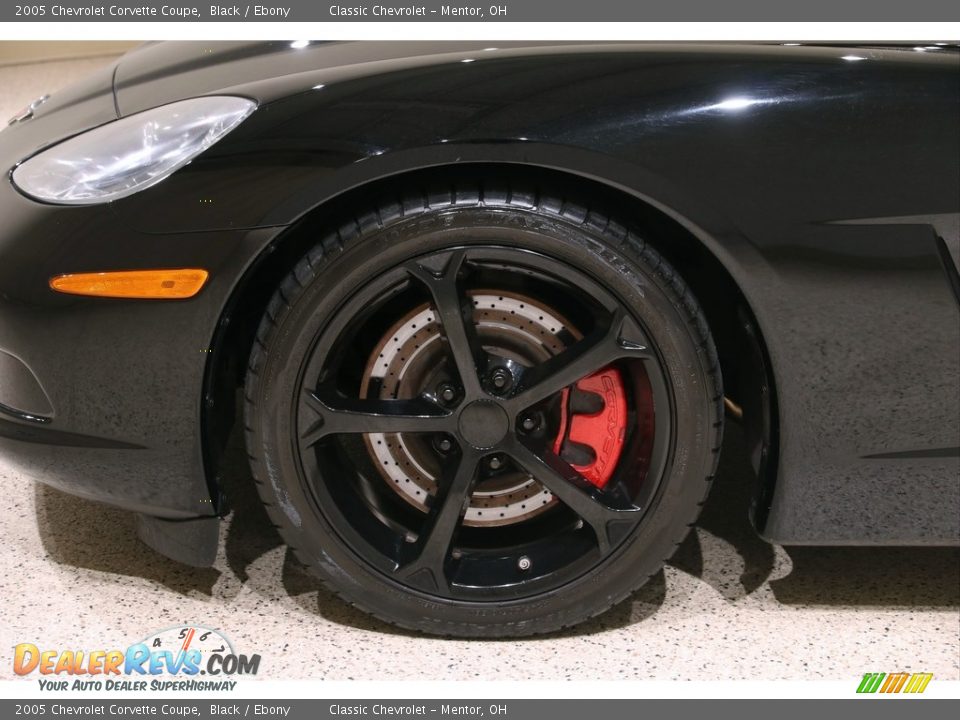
[[0, 54, 958, 683]]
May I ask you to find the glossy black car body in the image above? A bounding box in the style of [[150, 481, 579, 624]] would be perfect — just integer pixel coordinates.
[[1, 41, 957, 567]]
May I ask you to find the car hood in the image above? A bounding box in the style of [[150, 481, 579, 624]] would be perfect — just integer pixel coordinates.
[[113, 41, 959, 117], [112, 41, 572, 116]]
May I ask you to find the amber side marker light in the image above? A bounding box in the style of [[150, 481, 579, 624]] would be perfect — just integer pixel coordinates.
[[49, 269, 209, 299]]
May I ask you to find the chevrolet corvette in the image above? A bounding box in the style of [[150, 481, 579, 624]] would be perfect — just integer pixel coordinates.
[[1, 41, 957, 636]]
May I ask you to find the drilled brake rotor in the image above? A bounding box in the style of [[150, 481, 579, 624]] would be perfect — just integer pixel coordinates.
[[360, 291, 578, 527]]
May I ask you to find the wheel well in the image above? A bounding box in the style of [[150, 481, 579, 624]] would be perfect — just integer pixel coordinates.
[[202, 164, 778, 527]]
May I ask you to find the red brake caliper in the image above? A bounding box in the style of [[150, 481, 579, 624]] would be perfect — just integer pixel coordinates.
[[551, 366, 628, 488]]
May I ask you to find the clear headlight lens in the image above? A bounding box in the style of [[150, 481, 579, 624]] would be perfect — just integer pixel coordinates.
[[11, 96, 256, 205]]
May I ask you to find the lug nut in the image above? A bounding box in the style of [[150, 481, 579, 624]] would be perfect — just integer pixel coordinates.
[[438, 384, 458, 403], [517, 556, 532, 571], [488, 456, 503, 470], [489, 368, 512, 391], [520, 415, 538, 432], [435, 436, 453, 453]]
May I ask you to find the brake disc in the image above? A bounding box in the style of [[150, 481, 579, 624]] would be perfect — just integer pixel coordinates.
[[360, 290, 576, 526]]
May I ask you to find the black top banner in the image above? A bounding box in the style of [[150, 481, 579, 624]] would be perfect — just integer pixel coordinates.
[[6, 0, 960, 22]]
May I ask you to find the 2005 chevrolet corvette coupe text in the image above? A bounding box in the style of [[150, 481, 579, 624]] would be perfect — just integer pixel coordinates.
[[1, 41, 957, 636]]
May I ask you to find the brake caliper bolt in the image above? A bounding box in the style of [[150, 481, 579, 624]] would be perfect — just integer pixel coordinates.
[[517, 556, 532, 571], [521, 415, 538, 432], [489, 456, 502, 471], [437, 437, 453, 453]]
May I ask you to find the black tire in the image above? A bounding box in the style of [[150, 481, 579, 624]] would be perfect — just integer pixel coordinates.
[[244, 182, 722, 637]]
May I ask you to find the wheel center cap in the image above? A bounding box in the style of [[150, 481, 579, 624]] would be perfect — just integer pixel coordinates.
[[458, 400, 509, 450]]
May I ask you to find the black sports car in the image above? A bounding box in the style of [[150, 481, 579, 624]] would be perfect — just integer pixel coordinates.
[[1, 41, 957, 637]]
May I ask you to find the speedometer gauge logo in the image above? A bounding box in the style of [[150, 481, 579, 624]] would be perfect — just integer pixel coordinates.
[[136, 625, 257, 676], [141, 625, 236, 660]]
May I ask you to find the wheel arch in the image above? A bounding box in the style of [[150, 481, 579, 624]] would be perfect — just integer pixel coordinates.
[[202, 161, 780, 532]]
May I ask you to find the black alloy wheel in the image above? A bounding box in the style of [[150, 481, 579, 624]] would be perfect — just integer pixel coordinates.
[[245, 183, 722, 636]]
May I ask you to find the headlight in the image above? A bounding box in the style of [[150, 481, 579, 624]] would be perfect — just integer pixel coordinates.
[[11, 96, 256, 205]]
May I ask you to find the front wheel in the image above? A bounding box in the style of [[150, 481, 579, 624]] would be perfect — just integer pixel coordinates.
[[244, 184, 722, 637]]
